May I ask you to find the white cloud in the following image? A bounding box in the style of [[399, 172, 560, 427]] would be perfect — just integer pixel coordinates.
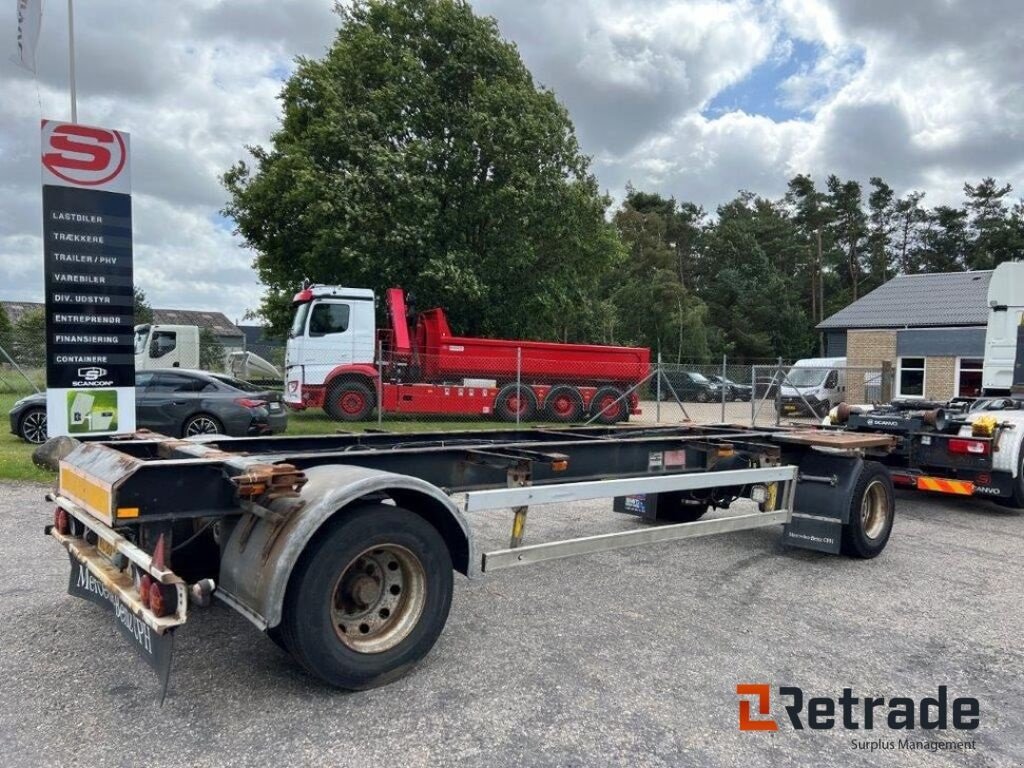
[[1, 0, 1022, 322]]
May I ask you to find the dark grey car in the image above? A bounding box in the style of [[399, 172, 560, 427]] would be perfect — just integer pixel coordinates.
[[9, 369, 287, 443]]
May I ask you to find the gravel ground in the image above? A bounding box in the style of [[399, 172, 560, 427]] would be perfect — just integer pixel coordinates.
[[0, 479, 1021, 767]]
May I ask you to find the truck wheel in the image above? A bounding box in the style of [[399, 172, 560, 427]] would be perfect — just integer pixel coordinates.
[[841, 461, 895, 558], [278, 504, 453, 690], [326, 380, 375, 421], [494, 384, 537, 421], [590, 386, 628, 424], [543, 386, 584, 422]]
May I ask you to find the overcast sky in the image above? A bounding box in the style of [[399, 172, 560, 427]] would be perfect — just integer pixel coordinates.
[[2, 0, 1022, 323]]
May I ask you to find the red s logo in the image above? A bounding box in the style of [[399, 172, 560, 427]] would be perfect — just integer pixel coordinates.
[[42, 122, 126, 187], [737, 684, 779, 731]]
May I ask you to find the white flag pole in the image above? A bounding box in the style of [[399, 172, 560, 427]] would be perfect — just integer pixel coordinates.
[[67, 0, 77, 122]]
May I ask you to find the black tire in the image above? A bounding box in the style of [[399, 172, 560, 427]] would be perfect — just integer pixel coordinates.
[[696, 389, 710, 403], [814, 400, 832, 419], [18, 407, 48, 444], [841, 461, 895, 558], [725, 389, 736, 402], [589, 386, 628, 424], [494, 384, 538, 422], [543, 386, 584, 422], [325, 380, 375, 421], [278, 504, 453, 690], [653, 493, 710, 523], [182, 413, 224, 438]]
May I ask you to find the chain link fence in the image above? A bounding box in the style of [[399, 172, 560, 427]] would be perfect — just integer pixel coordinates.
[[0, 326, 45, 395], [0, 319, 895, 442]]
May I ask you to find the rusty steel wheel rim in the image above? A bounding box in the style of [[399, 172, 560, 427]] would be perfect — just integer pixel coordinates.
[[330, 544, 426, 653], [861, 479, 889, 540]]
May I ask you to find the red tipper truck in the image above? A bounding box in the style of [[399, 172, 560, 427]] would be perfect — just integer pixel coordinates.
[[284, 285, 650, 422]]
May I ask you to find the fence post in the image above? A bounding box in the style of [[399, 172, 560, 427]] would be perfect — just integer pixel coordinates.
[[376, 339, 384, 428], [720, 354, 727, 422], [750, 364, 756, 426], [516, 347, 522, 427], [881, 360, 893, 403], [775, 356, 783, 426], [655, 352, 662, 423]]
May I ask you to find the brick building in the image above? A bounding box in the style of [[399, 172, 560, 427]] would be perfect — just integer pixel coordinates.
[[817, 271, 991, 402]]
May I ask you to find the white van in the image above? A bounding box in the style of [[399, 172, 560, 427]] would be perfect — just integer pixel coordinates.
[[778, 357, 847, 417]]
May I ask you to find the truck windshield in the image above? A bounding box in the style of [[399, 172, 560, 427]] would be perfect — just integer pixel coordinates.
[[290, 302, 311, 338], [133, 326, 150, 355], [786, 367, 826, 387]]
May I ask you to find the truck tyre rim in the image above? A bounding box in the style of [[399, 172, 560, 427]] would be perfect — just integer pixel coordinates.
[[185, 416, 219, 436], [507, 395, 527, 415], [598, 395, 618, 416], [22, 411, 47, 444], [330, 544, 426, 653], [340, 391, 366, 415], [551, 394, 574, 417], [861, 479, 889, 540]]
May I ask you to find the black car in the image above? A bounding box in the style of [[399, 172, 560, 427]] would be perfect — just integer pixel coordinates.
[[709, 375, 753, 402], [9, 369, 287, 444], [655, 370, 721, 402]]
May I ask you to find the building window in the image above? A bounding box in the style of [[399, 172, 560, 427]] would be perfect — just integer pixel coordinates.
[[956, 358, 984, 398], [897, 357, 926, 398]]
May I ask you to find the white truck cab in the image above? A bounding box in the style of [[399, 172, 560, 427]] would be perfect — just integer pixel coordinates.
[[982, 261, 1024, 395], [285, 286, 377, 406], [134, 324, 200, 370]]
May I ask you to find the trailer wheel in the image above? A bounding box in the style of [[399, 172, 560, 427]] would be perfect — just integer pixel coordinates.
[[841, 461, 895, 558], [543, 386, 584, 422], [278, 504, 453, 690], [494, 384, 537, 422], [590, 386, 628, 424], [325, 380, 375, 421]]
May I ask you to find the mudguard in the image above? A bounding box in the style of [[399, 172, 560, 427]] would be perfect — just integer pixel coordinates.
[[217, 464, 475, 630], [782, 452, 865, 554]]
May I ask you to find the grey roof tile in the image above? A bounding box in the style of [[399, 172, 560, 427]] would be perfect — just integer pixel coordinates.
[[817, 271, 992, 329]]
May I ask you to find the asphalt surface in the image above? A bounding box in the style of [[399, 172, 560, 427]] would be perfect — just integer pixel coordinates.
[[0, 479, 1021, 767]]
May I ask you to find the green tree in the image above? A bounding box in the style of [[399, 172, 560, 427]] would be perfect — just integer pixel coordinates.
[[963, 178, 1023, 270], [785, 174, 835, 325], [826, 175, 867, 300], [915, 205, 969, 272], [133, 287, 154, 325], [198, 327, 226, 372], [0, 303, 12, 350], [865, 177, 896, 289], [224, 0, 617, 342], [892, 190, 926, 274], [611, 192, 709, 361]]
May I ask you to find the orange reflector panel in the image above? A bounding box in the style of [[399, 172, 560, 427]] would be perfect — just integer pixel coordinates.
[[116, 507, 140, 519], [916, 477, 974, 496]]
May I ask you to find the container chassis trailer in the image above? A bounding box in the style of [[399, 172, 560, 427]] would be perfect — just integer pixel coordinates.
[[46, 423, 897, 696]]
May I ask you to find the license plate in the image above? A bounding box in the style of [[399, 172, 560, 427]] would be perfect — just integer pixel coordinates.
[[269, 402, 281, 412], [97, 536, 118, 561]]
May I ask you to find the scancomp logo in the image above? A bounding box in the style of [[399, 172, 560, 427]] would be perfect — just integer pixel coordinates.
[[72, 366, 113, 387], [736, 684, 979, 753]]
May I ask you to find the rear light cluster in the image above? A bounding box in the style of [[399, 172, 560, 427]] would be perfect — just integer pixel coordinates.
[[948, 438, 989, 455], [137, 534, 175, 618], [234, 398, 267, 409], [53, 506, 70, 535]]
